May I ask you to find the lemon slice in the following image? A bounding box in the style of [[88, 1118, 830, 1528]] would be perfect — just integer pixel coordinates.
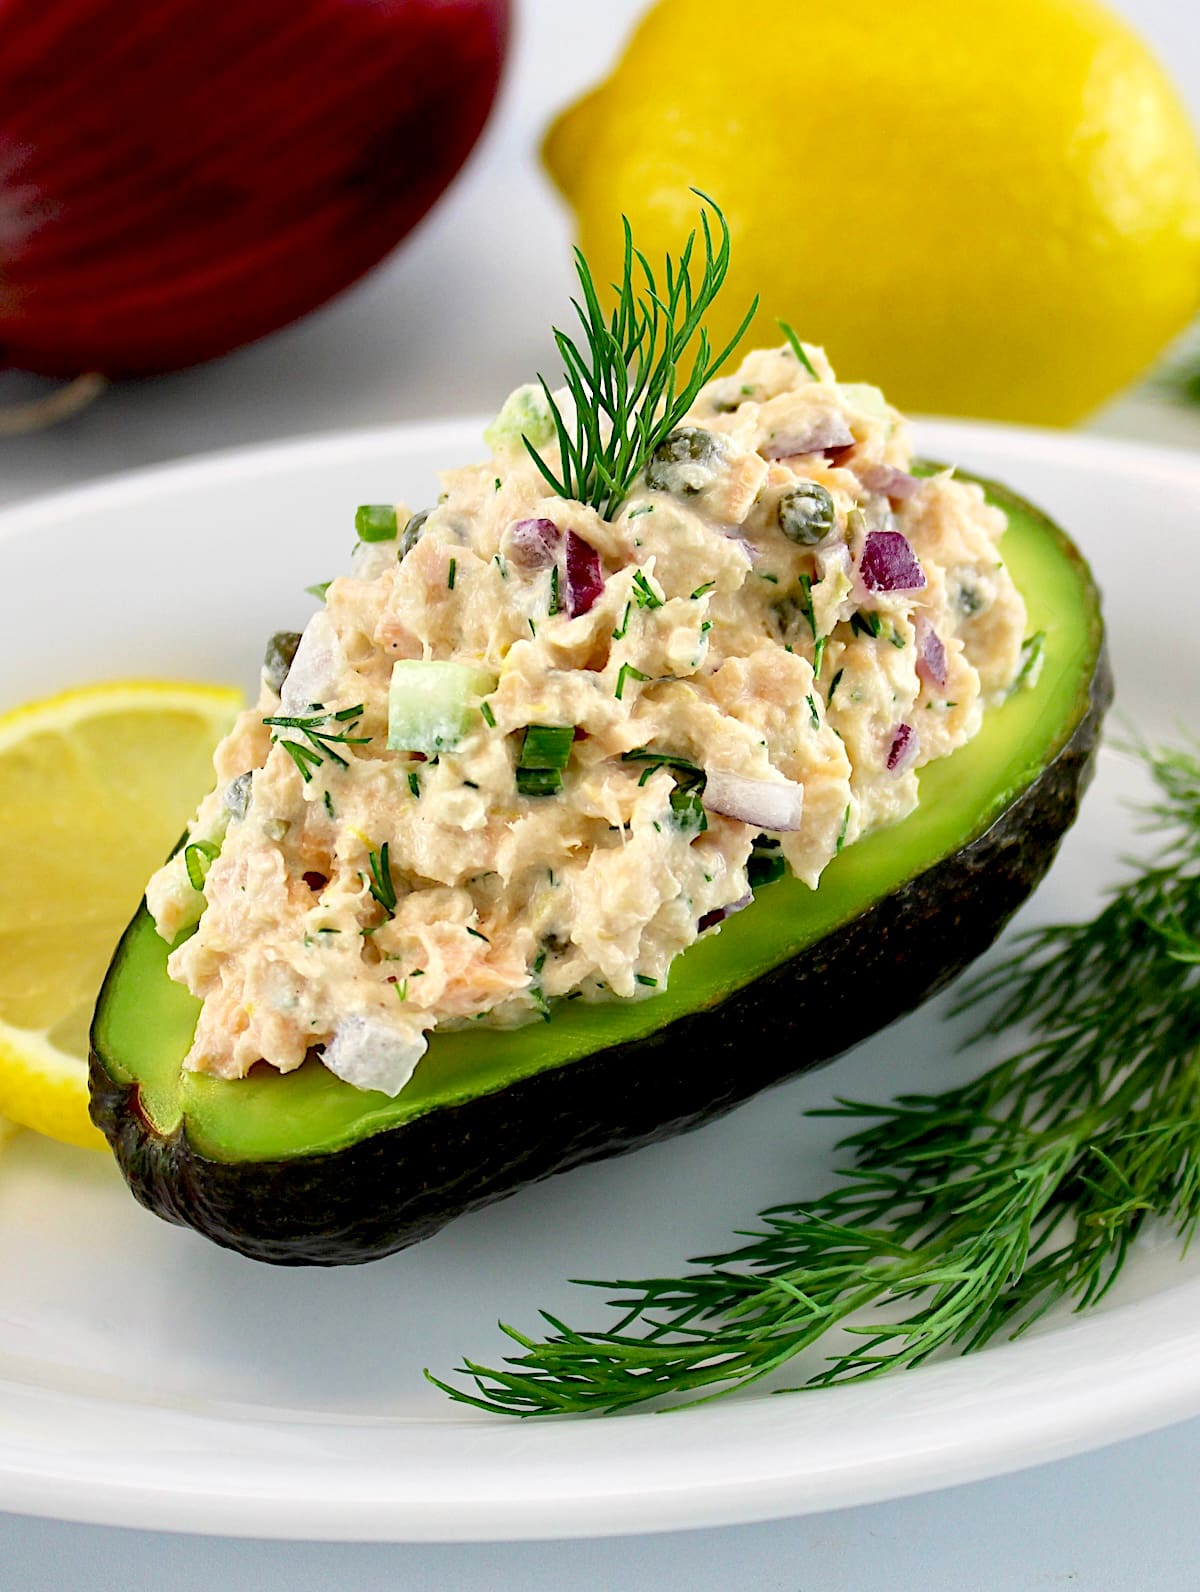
[[0, 681, 242, 1149]]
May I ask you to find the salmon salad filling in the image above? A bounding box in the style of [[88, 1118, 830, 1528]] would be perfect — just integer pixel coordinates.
[[147, 343, 1031, 1098]]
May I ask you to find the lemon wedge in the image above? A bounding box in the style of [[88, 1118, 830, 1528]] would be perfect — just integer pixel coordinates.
[[0, 681, 242, 1149]]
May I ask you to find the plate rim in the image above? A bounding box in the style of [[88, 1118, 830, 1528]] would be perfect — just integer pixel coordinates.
[[1, 416, 1197, 1542]]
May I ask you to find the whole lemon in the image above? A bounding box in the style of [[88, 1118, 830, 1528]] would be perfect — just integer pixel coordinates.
[[544, 0, 1200, 424]]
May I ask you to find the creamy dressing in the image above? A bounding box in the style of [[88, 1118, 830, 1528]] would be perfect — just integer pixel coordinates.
[[147, 345, 1027, 1095]]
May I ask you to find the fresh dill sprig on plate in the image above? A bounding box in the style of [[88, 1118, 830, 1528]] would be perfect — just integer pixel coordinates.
[[430, 742, 1200, 1416], [527, 192, 758, 520], [263, 704, 370, 783]]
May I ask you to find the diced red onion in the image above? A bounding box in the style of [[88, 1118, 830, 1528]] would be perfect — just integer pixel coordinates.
[[323, 1016, 425, 1097], [856, 462, 922, 500], [886, 723, 920, 773], [759, 413, 854, 460], [565, 530, 605, 616], [859, 530, 926, 593], [703, 768, 805, 832], [279, 611, 345, 712], [698, 892, 753, 932], [507, 517, 560, 570], [915, 614, 948, 689]]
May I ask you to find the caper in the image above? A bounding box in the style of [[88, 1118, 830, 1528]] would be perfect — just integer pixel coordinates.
[[399, 508, 429, 559], [263, 630, 303, 693], [224, 771, 253, 822], [778, 482, 837, 546], [644, 427, 720, 495]]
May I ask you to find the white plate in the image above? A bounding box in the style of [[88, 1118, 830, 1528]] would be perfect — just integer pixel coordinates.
[[0, 419, 1196, 1542]]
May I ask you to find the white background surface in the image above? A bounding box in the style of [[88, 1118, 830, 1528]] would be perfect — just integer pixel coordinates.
[[2, 0, 1199, 1585]]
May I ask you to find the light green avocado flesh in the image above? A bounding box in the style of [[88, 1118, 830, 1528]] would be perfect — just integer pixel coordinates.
[[93, 476, 1100, 1162]]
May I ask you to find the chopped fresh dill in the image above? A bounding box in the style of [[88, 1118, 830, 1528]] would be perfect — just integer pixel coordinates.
[[826, 667, 844, 706], [323, 789, 336, 820], [778, 318, 818, 379], [628, 504, 655, 519], [851, 610, 883, 640], [632, 570, 663, 610], [549, 563, 561, 616], [407, 769, 421, 799], [1015, 631, 1047, 691], [806, 693, 819, 730], [835, 802, 851, 854], [522, 193, 758, 520], [797, 574, 825, 679], [365, 842, 397, 917], [263, 705, 369, 783], [612, 601, 633, 641]]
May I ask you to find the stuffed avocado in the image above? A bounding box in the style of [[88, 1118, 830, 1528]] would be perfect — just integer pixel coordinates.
[[88, 207, 1109, 1265]]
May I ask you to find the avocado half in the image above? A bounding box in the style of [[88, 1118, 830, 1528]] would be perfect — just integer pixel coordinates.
[[89, 472, 1111, 1266]]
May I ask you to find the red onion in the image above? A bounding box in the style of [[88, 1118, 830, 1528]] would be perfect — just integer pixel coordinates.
[[886, 723, 920, 773], [0, 0, 509, 380], [915, 614, 949, 689], [759, 413, 854, 460], [507, 517, 560, 571], [703, 768, 805, 832], [565, 531, 604, 617], [859, 530, 926, 593], [698, 892, 753, 932], [856, 463, 922, 500]]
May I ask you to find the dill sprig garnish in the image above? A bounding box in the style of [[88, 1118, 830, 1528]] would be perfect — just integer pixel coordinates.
[[263, 704, 370, 783], [431, 742, 1200, 1416], [527, 193, 758, 520]]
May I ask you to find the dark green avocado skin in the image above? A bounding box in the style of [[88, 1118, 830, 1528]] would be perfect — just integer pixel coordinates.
[[89, 643, 1112, 1266]]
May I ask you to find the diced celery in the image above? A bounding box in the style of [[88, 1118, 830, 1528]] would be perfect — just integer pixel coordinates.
[[387, 661, 498, 755], [838, 383, 892, 422], [483, 384, 556, 453]]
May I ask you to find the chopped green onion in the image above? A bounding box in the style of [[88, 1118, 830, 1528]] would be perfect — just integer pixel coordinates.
[[407, 769, 421, 799], [183, 839, 220, 893], [466, 926, 490, 943], [612, 601, 632, 641], [635, 973, 658, 988], [628, 504, 655, 519], [520, 724, 574, 770], [690, 581, 716, 600], [323, 790, 336, 820], [850, 609, 883, 639], [480, 700, 497, 729], [516, 766, 563, 797], [355, 504, 398, 543], [306, 580, 332, 601], [549, 563, 561, 615], [826, 667, 844, 706], [806, 693, 820, 730], [447, 558, 457, 590]]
